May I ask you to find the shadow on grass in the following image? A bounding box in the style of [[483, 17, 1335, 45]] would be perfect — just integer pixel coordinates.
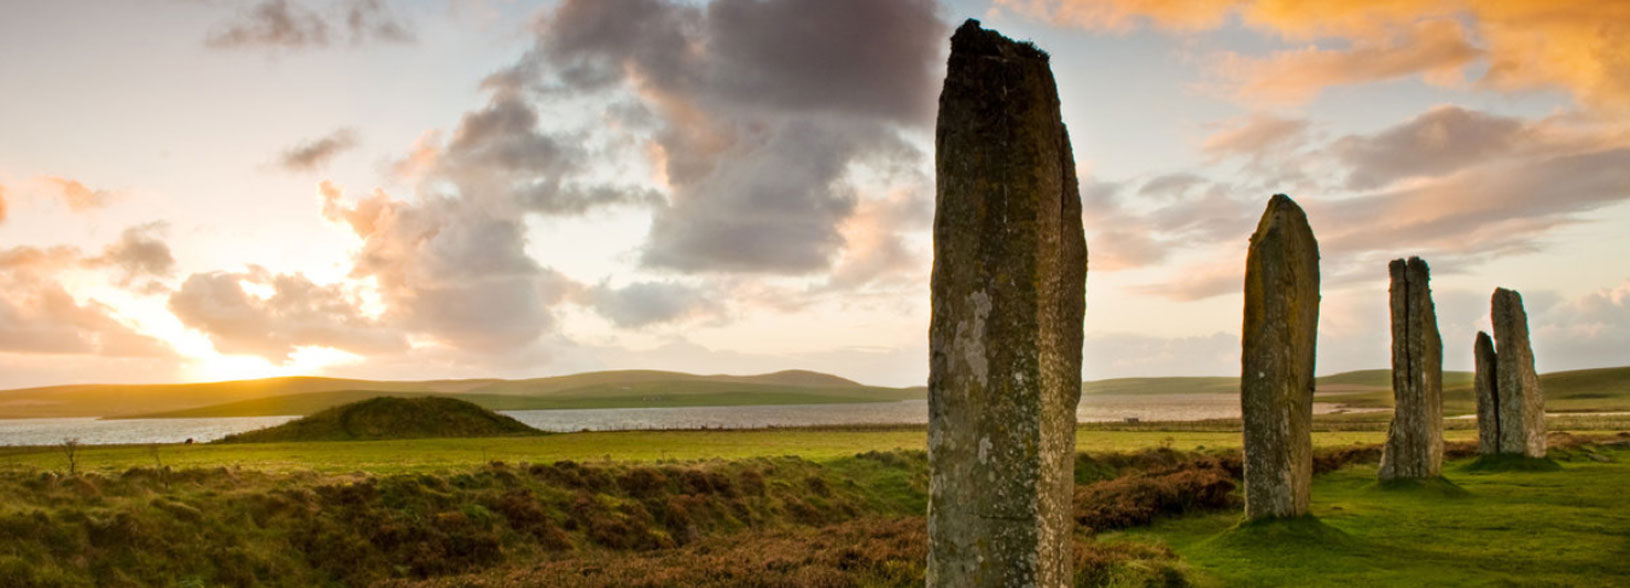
[[1368, 476, 1471, 498], [1461, 454, 1562, 473]]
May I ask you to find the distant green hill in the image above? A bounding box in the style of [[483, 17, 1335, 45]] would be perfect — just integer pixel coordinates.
[[1084, 367, 1630, 416], [0, 376, 496, 419], [0, 369, 914, 419], [120, 380, 923, 419], [217, 396, 539, 443]]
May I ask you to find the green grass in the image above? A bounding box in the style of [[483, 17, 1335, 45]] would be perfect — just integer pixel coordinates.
[[1104, 448, 1630, 586]]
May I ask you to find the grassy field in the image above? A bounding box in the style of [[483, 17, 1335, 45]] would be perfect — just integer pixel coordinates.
[[1105, 447, 1630, 586], [1, 423, 1625, 586], [0, 427, 1529, 475]]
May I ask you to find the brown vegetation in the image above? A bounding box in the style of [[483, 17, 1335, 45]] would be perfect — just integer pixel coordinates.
[[6, 436, 1619, 587]]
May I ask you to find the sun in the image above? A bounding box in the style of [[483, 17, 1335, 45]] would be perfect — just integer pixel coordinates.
[[73, 281, 365, 383]]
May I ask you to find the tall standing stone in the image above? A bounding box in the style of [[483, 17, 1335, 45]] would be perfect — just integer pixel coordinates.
[[927, 19, 1086, 588], [1379, 257, 1444, 480], [1240, 194, 1320, 520], [1473, 331, 1500, 455], [1492, 288, 1546, 457]]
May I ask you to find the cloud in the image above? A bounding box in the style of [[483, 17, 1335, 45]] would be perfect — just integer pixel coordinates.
[[1080, 178, 1259, 275], [1533, 278, 1630, 372], [995, 0, 1242, 33], [85, 222, 176, 287], [587, 280, 718, 328], [0, 184, 7, 224], [824, 186, 932, 290], [417, 92, 662, 215], [641, 119, 879, 273], [1315, 147, 1630, 275], [1131, 252, 1245, 301], [0, 246, 171, 357], [1095, 103, 1630, 300], [1202, 113, 1310, 159], [1216, 19, 1482, 105], [206, 0, 414, 50], [1333, 105, 1525, 190], [518, 0, 945, 274], [167, 266, 405, 361], [41, 176, 116, 212], [1001, 0, 1630, 110], [320, 182, 576, 352], [277, 128, 358, 171], [1083, 331, 1238, 379]]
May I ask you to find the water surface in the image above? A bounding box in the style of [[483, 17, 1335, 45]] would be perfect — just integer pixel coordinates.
[[0, 394, 1368, 446]]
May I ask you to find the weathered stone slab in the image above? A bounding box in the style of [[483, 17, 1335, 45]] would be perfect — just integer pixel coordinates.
[[1379, 257, 1443, 480], [1492, 288, 1546, 458], [1240, 194, 1319, 519], [1473, 331, 1500, 455], [927, 19, 1087, 588]]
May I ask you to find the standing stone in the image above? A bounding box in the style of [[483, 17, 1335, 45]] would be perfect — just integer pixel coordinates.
[[1492, 288, 1546, 458], [928, 19, 1086, 588], [1379, 257, 1444, 480], [1241, 194, 1319, 520], [1473, 331, 1500, 455]]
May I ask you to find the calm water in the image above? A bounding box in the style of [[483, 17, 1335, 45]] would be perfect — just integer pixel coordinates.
[[0, 394, 1368, 446]]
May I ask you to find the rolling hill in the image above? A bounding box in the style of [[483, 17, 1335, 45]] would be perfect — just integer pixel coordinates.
[[216, 397, 540, 443], [7, 365, 1629, 420], [1083, 367, 1630, 415], [0, 369, 922, 419]]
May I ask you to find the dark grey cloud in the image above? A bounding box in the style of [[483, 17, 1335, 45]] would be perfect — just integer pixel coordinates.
[[1333, 105, 1526, 190], [642, 120, 874, 273], [589, 280, 717, 328], [168, 266, 405, 361], [518, 0, 945, 274], [206, 0, 414, 50], [410, 92, 662, 215], [278, 128, 358, 172]]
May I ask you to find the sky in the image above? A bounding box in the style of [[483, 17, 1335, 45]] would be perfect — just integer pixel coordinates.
[[0, 0, 1625, 388]]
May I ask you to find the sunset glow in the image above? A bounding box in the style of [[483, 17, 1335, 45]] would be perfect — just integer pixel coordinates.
[[1, 0, 1625, 388]]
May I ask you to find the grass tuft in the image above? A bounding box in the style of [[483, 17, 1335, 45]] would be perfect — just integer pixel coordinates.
[[1369, 476, 1470, 497], [1210, 515, 1358, 551]]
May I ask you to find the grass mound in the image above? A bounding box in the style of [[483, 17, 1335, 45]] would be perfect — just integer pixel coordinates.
[[218, 396, 540, 443], [1208, 515, 1359, 552], [1369, 476, 1470, 497], [1460, 454, 1563, 473]]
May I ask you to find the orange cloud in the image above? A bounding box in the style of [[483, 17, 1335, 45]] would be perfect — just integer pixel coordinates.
[[0, 245, 172, 357], [41, 176, 116, 212], [995, 0, 1243, 32], [1201, 112, 1308, 157], [999, 0, 1630, 110], [0, 184, 8, 223], [1217, 19, 1480, 104]]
